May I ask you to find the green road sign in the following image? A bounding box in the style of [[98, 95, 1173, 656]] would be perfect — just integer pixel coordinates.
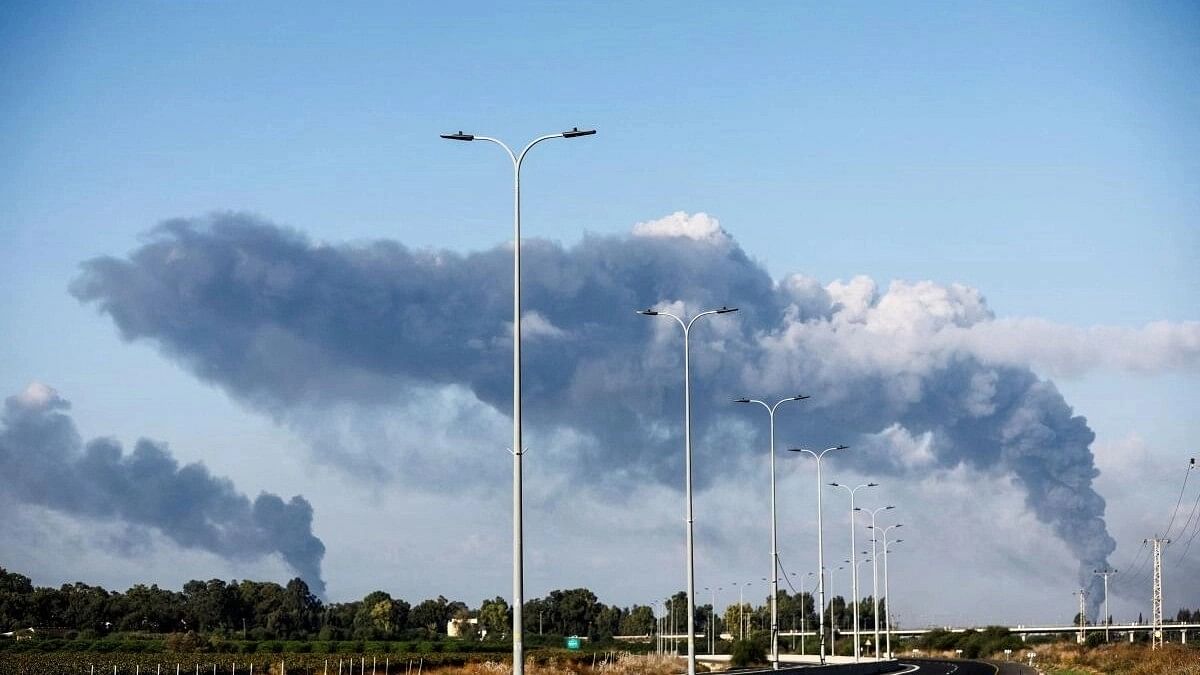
[[566, 636, 581, 650]]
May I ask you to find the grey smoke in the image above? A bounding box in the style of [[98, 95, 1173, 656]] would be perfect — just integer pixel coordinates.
[[0, 382, 326, 596], [69, 211, 1180, 613]]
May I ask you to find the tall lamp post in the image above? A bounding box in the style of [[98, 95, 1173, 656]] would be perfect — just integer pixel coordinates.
[[856, 505, 894, 659], [1093, 569, 1117, 641], [441, 127, 595, 675], [829, 482, 877, 662], [789, 445, 849, 665], [638, 306, 737, 675], [789, 571, 816, 655], [851, 551, 872, 658], [734, 395, 809, 669], [704, 586, 721, 654], [828, 564, 844, 656], [869, 524, 903, 658]]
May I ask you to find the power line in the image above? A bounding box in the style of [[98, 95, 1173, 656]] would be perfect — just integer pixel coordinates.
[[1162, 458, 1195, 539]]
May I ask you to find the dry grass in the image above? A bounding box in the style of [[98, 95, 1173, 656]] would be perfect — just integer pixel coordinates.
[[1022, 642, 1200, 675], [424, 653, 685, 675]]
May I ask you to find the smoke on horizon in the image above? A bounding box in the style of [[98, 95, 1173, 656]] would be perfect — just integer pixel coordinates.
[[69, 211, 1200, 612], [0, 382, 327, 596]]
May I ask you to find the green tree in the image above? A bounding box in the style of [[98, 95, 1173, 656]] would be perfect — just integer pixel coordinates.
[[619, 605, 654, 636], [410, 596, 454, 634], [478, 597, 510, 640]]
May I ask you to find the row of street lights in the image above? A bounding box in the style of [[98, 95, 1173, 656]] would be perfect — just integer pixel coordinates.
[[441, 127, 904, 675]]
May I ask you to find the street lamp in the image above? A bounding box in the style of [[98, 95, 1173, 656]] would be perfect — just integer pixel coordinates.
[[829, 481, 877, 662], [704, 586, 721, 654], [734, 394, 809, 670], [884, 537, 903, 657], [732, 580, 753, 640], [789, 445, 849, 664], [441, 126, 595, 675], [856, 505, 894, 659], [869, 523, 903, 658], [789, 571, 816, 655], [1094, 569, 1117, 642], [639, 305, 738, 675], [828, 564, 845, 657], [650, 600, 661, 655]]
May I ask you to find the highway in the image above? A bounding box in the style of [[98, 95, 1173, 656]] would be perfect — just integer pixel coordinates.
[[900, 659, 1036, 675]]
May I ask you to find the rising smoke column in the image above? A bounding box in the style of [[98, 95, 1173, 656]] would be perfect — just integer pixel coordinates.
[[70, 211, 1200, 611], [0, 382, 327, 596]]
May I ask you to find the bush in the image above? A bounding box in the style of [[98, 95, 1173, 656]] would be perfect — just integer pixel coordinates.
[[164, 631, 203, 652], [730, 639, 766, 667]]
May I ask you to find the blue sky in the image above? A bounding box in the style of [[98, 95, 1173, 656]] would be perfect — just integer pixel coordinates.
[[1, 1, 1198, 624]]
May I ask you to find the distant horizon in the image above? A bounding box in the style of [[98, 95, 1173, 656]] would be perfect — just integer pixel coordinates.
[[2, 1, 1197, 630]]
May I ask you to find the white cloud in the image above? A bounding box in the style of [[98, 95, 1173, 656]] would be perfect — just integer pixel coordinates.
[[939, 318, 1200, 378], [520, 311, 568, 340], [631, 211, 729, 244], [15, 381, 60, 408]]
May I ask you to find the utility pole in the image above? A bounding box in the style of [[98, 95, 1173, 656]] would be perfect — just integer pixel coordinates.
[[1073, 589, 1088, 644], [1093, 569, 1117, 642], [1147, 537, 1170, 649]]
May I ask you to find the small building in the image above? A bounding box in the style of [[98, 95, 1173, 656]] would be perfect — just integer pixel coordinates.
[[447, 617, 487, 638]]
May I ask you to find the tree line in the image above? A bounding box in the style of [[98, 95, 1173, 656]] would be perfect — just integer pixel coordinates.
[[0, 566, 886, 643]]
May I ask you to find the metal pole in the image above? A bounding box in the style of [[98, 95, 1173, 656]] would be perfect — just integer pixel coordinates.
[[442, 127, 594, 675], [830, 565, 839, 657], [816, 456, 826, 664], [857, 506, 891, 659], [1094, 569, 1117, 642], [638, 307, 735, 675], [831, 483, 874, 662], [883, 540, 892, 657], [849, 493, 859, 663], [871, 516, 879, 659], [683, 320, 695, 672], [510, 139, 525, 675], [800, 574, 806, 655], [736, 396, 806, 670], [768, 406, 779, 669]]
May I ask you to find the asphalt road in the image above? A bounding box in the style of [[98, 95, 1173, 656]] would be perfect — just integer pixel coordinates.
[[902, 659, 1037, 675]]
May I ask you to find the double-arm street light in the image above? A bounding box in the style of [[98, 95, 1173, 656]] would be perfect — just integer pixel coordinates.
[[731, 580, 753, 640], [734, 395, 809, 669], [441, 127, 595, 675], [789, 571, 816, 655], [789, 445, 848, 664], [1094, 569, 1117, 641], [639, 306, 738, 675], [704, 586, 721, 654], [828, 564, 845, 656], [856, 505, 894, 659], [829, 482, 877, 662], [869, 523, 903, 658]]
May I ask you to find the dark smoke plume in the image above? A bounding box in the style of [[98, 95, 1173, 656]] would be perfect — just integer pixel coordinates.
[[0, 382, 326, 596], [72, 211, 1131, 609]]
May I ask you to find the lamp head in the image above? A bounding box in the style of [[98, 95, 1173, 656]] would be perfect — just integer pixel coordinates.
[[637, 308, 659, 316], [793, 394, 811, 401], [440, 131, 475, 141], [562, 127, 596, 138], [716, 306, 739, 314], [867, 482, 880, 487], [733, 398, 751, 404]]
